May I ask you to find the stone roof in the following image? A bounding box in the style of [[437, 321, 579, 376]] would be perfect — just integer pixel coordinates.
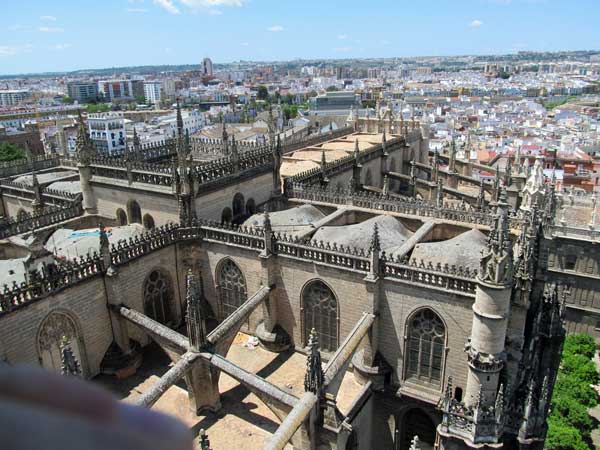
[[46, 180, 82, 194], [312, 215, 413, 253], [13, 170, 78, 186], [243, 204, 326, 235], [410, 229, 487, 271], [45, 224, 145, 259]]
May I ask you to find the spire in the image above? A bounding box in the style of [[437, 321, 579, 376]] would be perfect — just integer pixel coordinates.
[[382, 175, 389, 196], [521, 156, 546, 212], [476, 179, 485, 210], [75, 109, 93, 165], [495, 384, 504, 424], [61, 337, 82, 377], [370, 223, 381, 254], [186, 269, 206, 352], [304, 329, 323, 394], [382, 128, 387, 154], [176, 98, 184, 138], [449, 138, 457, 173], [354, 138, 360, 160], [436, 178, 444, 208], [98, 223, 111, 269], [479, 186, 513, 285], [409, 159, 416, 197]]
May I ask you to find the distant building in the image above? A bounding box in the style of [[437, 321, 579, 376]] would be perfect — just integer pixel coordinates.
[[143, 81, 162, 105], [87, 112, 125, 155], [67, 82, 99, 103], [309, 91, 361, 113], [0, 90, 31, 106], [202, 58, 214, 77], [162, 79, 177, 98], [98, 79, 144, 102]]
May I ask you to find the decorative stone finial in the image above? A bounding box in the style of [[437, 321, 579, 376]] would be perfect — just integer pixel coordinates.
[[304, 329, 323, 394], [186, 269, 206, 351], [60, 337, 82, 377], [199, 429, 211, 450]]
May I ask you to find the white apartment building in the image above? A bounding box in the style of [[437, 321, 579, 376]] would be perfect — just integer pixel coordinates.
[[88, 112, 126, 155], [144, 81, 162, 105], [0, 90, 31, 106]]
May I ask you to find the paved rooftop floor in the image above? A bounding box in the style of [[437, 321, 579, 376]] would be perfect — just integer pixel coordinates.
[[96, 333, 363, 450]]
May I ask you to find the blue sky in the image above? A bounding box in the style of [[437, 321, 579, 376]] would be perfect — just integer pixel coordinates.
[[1, 0, 598, 75]]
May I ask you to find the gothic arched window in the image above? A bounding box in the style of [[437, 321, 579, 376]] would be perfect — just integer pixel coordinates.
[[37, 310, 85, 376], [405, 308, 445, 387], [217, 259, 247, 319], [128, 200, 142, 224], [245, 198, 256, 216], [302, 280, 338, 352], [143, 270, 173, 325]]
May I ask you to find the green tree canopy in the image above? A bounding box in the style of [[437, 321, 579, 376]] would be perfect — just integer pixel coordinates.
[[545, 416, 588, 450], [562, 333, 596, 359], [0, 142, 26, 162], [256, 85, 269, 101]]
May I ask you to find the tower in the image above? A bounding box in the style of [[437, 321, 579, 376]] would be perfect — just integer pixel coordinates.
[[75, 110, 98, 214]]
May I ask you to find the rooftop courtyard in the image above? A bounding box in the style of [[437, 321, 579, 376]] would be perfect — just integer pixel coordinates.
[[95, 333, 363, 450]]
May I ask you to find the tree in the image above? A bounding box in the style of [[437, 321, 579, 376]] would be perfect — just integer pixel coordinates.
[[561, 354, 599, 385], [135, 95, 146, 104], [257, 85, 268, 101], [545, 416, 588, 450], [551, 397, 593, 435], [61, 96, 74, 104], [562, 333, 596, 359], [325, 86, 338, 92], [0, 142, 26, 161]]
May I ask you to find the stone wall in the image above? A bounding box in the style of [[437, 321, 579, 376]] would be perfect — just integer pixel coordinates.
[[93, 183, 178, 226], [0, 276, 112, 378], [379, 280, 473, 391]]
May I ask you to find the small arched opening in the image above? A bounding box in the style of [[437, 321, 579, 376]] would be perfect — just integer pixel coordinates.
[[143, 213, 155, 230], [221, 207, 233, 224], [245, 198, 256, 216], [232, 192, 245, 222], [116, 208, 127, 226], [128, 200, 142, 224]]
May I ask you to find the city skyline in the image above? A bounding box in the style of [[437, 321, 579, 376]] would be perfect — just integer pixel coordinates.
[[1, 0, 599, 75]]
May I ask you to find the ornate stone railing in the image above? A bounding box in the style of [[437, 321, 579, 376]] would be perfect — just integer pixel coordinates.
[[287, 184, 524, 229], [0, 212, 480, 316], [0, 203, 84, 239], [0, 254, 102, 315], [0, 155, 61, 179], [544, 223, 600, 241]]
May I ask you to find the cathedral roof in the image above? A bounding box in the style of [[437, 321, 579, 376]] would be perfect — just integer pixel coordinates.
[[312, 215, 413, 253], [410, 229, 487, 271], [243, 204, 326, 235]]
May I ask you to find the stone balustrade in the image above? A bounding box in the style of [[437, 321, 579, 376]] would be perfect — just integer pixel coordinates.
[[0, 212, 480, 317], [0, 203, 84, 239]]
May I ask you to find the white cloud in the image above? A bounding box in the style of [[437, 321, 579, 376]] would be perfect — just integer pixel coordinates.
[[337, 34, 348, 40], [0, 44, 33, 56], [127, 7, 148, 12], [468, 19, 483, 27], [268, 25, 284, 32], [51, 43, 71, 51], [333, 46, 352, 53], [40, 15, 57, 21], [207, 9, 222, 15], [180, 0, 246, 6], [128, 0, 145, 3], [153, 0, 180, 14], [39, 26, 64, 32]]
